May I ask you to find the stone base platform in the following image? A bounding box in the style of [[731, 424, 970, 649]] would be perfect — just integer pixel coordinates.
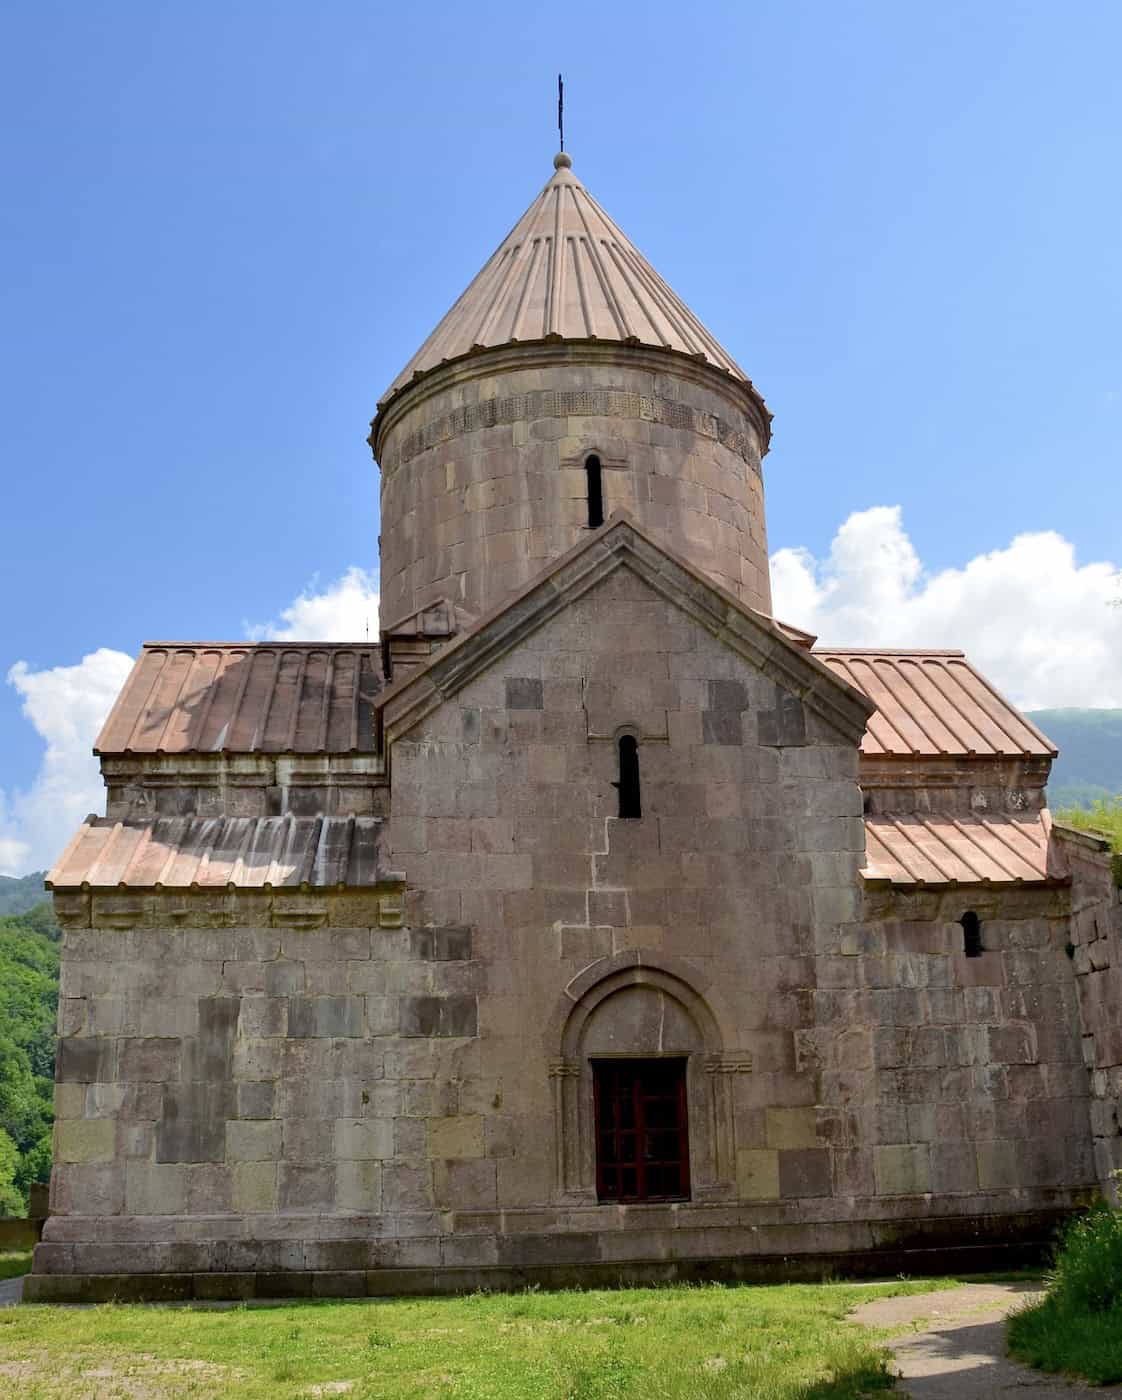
[[24, 1208, 1075, 1303]]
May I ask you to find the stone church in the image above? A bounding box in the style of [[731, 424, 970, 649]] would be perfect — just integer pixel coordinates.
[[28, 152, 1122, 1300]]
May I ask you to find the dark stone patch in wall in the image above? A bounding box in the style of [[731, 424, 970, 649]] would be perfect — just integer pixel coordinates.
[[702, 711, 743, 746], [779, 1148, 831, 1198], [238, 1081, 275, 1120], [56, 1036, 115, 1084], [708, 680, 748, 712], [118, 1038, 182, 1082], [462, 709, 480, 743], [288, 996, 365, 1039], [155, 787, 197, 817], [184, 997, 240, 1081], [702, 680, 748, 746], [758, 688, 808, 747], [411, 926, 473, 961], [505, 678, 544, 711], [157, 1082, 236, 1163], [400, 995, 478, 1038]]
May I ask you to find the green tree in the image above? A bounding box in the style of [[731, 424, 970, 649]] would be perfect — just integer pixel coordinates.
[[0, 1129, 26, 1216]]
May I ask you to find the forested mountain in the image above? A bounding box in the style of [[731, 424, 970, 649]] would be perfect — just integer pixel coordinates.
[[0, 900, 58, 1211], [1030, 709, 1122, 809], [0, 872, 48, 917]]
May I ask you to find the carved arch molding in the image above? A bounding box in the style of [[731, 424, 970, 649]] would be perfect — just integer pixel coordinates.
[[547, 954, 751, 1204]]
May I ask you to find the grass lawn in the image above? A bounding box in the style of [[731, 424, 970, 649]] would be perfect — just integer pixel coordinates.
[[0, 1253, 31, 1282], [1007, 1296, 1122, 1386], [0, 1278, 956, 1399]]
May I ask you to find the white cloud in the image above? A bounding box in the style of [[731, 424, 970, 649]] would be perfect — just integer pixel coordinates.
[[0, 649, 135, 877], [0, 567, 382, 877], [244, 566, 380, 642], [771, 506, 1122, 708]]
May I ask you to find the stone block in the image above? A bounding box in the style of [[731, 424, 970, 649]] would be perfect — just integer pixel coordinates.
[[53, 1082, 86, 1120], [988, 1024, 1037, 1065], [336, 1118, 395, 1161], [765, 1107, 819, 1150], [156, 1083, 235, 1163], [55, 1118, 115, 1164], [125, 1163, 187, 1215], [236, 996, 287, 1041], [428, 1115, 484, 1159], [265, 960, 305, 996], [181, 996, 240, 1080], [56, 1036, 115, 1083], [433, 1157, 498, 1210], [559, 925, 613, 961], [702, 710, 742, 746], [232, 1162, 277, 1214], [238, 1080, 275, 1120], [930, 1141, 980, 1194], [337, 1160, 383, 1212], [737, 1148, 780, 1200], [874, 1144, 930, 1196], [411, 926, 474, 961], [400, 995, 478, 1038], [505, 678, 543, 710], [976, 1139, 1020, 1190], [278, 1164, 336, 1211], [226, 1120, 281, 1162], [382, 1163, 433, 1212], [287, 996, 364, 1038], [117, 1037, 182, 1082], [779, 1149, 832, 1198]]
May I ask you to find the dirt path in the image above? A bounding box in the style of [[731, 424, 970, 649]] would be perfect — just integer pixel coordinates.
[[850, 1283, 1122, 1397], [0, 1278, 23, 1307]]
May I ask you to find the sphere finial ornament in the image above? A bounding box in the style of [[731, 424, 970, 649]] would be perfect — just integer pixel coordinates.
[[554, 151, 572, 170]]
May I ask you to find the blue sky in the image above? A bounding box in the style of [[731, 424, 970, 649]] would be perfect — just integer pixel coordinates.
[[2, 1, 1120, 873]]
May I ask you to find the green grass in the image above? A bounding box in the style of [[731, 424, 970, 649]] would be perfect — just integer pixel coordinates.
[[0, 1278, 953, 1399], [0, 1251, 31, 1281], [1007, 1204, 1122, 1385], [1008, 1297, 1122, 1386], [1055, 797, 1122, 885]]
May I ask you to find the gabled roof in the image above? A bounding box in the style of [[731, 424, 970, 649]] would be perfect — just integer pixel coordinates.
[[863, 812, 1057, 886], [46, 815, 386, 890], [376, 514, 874, 749], [814, 649, 1055, 759], [96, 644, 383, 756], [378, 154, 754, 408]]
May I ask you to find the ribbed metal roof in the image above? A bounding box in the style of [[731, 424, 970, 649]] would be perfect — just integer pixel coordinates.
[[380, 153, 748, 405], [814, 650, 1055, 758], [863, 813, 1055, 885], [96, 644, 383, 755], [46, 816, 386, 890]]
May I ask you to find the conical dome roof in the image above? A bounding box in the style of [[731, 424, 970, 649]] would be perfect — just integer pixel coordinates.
[[378, 153, 749, 407]]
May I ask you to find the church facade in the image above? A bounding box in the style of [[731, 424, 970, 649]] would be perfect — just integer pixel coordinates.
[[28, 153, 1122, 1301]]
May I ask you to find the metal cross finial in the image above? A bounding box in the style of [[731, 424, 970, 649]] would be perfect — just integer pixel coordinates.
[[558, 73, 564, 152]]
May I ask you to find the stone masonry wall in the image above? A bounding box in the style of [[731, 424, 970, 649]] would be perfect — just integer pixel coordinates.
[[34, 568, 1100, 1295], [818, 881, 1094, 1208], [375, 349, 770, 627], [1058, 827, 1122, 1198]]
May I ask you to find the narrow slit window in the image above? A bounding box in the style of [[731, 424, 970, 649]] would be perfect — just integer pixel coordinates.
[[961, 911, 983, 958], [586, 455, 604, 528], [615, 735, 641, 819]]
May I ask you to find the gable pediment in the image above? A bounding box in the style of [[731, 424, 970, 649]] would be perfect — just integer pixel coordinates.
[[375, 515, 873, 751]]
